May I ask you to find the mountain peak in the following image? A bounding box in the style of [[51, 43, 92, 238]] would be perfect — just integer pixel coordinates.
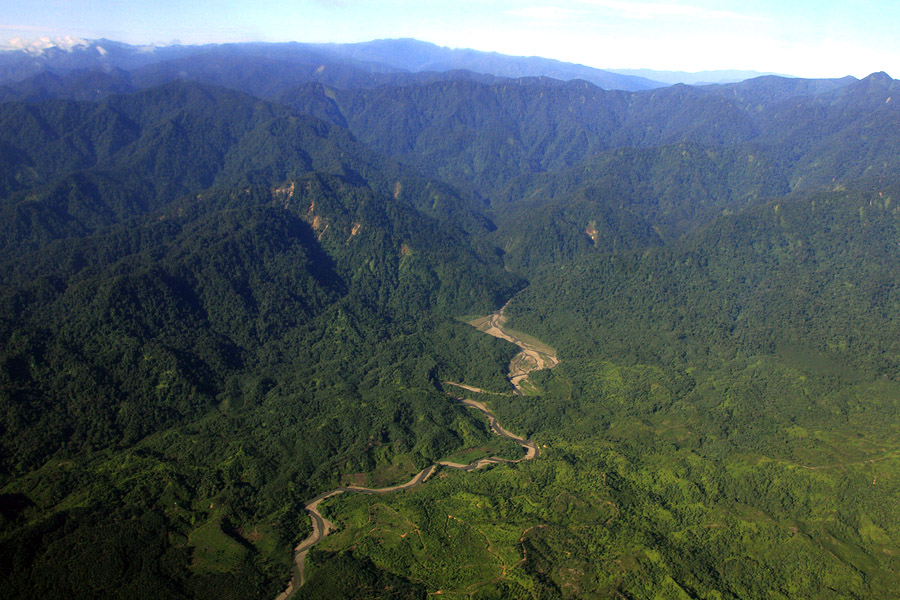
[[862, 71, 892, 83]]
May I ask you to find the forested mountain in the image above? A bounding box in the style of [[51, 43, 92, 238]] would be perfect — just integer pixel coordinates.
[[0, 81, 494, 250], [284, 72, 900, 207], [302, 38, 665, 90], [0, 38, 661, 92], [2, 39, 900, 600], [283, 78, 766, 197], [0, 79, 521, 599]]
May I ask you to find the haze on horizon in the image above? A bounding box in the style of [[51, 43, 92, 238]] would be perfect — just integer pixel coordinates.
[[2, 0, 899, 80]]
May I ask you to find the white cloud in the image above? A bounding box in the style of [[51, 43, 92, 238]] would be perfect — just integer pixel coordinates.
[[507, 6, 585, 21], [1, 35, 89, 53], [580, 0, 761, 22]]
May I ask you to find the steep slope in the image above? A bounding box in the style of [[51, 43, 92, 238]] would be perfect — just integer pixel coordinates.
[[0, 81, 493, 253], [0, 82, 522, 599], [286, 73, 900, 230], [0, 68, 137, 103], [767, 72, 900, 190], [511, 187, 900, 374], [495, 141, 789, 247], [700, 74, 857, 109], [5, 44, 900, 600], [459, 188, 900, 599], [285, 78, 759, 199]]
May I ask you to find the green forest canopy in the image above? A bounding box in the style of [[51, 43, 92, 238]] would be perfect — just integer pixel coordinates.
[[1, 61, 900, 599]]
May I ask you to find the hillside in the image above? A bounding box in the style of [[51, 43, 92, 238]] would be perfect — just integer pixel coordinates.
[[0, 81, 521, 599], [1, 41, 900, 600]]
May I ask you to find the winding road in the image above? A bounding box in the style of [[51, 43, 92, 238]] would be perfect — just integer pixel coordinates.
[[275, 302, 555, 599]]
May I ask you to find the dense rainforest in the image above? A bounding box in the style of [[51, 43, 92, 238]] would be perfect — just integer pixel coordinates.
[[1, 39, 900, 599]]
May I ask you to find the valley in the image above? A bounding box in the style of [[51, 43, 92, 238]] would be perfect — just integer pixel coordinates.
[[1, 37, 900, 600], [278, 302, 550, 598]]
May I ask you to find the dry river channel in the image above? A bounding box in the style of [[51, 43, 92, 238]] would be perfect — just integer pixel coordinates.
[[276, 302, 558, 599]]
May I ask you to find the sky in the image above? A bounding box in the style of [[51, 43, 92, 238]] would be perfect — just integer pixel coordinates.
[[3, 0, 900, 78]]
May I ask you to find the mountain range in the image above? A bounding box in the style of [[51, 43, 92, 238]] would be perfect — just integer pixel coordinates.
[[1, 38, 899, 600], [0, 37, 780, 92]]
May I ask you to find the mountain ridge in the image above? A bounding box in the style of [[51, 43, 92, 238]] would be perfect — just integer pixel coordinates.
[[3, 40, 900, 600], [0, 37, 664, 91]]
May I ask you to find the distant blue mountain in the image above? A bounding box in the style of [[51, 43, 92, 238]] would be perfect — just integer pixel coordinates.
[[305, 38, 667, 90], [608, 68, 791, 85], [0, 37, 667, 91]]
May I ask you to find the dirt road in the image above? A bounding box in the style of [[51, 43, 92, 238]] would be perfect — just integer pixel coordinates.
[[276, 300, 557, 599], [275, 400, 537, 599]]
